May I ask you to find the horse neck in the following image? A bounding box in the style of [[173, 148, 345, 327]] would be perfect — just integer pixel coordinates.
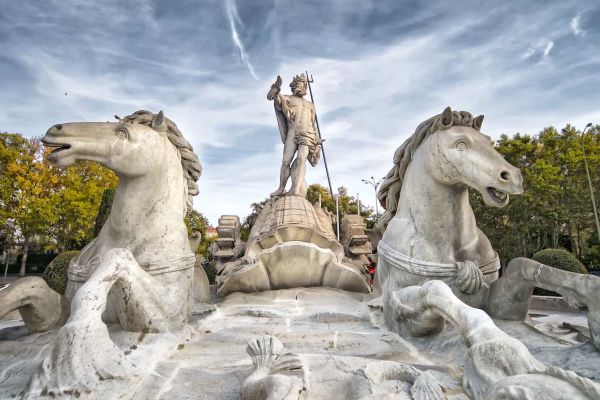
[[395, 154, 479, 260], [101, 146, 189, 254]]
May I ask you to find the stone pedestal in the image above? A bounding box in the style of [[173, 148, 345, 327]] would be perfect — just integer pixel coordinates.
[[216, 196, 371, 297]]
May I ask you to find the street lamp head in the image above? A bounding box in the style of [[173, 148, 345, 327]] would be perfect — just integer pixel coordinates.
[[586, 122, 593, 128]]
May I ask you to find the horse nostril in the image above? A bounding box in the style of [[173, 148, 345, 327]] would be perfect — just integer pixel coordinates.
[[50, 124, 63, 132], [500, 171, 510, 181]]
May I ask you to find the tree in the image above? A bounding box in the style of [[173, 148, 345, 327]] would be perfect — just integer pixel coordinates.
[[0, 133, 117, 274], [471, 124, 600, 268], [184, 209, 209, 238], [0, 134, 56, 274], [93, 189, 116, 237], [49, 159, 118, 250], [306, 184, 373, 219]]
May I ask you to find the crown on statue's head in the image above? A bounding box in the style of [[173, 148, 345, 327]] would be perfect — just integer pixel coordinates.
[[290, 74, 307, 89]]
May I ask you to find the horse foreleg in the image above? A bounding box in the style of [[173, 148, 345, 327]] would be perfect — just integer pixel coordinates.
[[0, 277, 69, 333], [487, 257, 600, 350], [390, 280, 499, 342], [390, 280, 547, 400], [26, 248, 140, 396]]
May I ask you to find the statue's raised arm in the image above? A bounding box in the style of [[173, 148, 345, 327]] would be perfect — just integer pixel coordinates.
[[268, 75, 287, 145]]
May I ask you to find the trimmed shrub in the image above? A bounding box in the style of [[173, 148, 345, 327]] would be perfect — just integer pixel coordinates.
[[204, 261, 217, 285], [532, 248, 588, 296], [43, 251, 79, 295]]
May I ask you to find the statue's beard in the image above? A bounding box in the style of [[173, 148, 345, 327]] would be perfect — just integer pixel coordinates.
[[293, 88, 307, 96]]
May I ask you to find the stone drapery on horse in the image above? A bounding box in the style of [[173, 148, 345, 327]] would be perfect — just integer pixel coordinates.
[[375, 106, 600, 398], [0, 110, 206, 396]]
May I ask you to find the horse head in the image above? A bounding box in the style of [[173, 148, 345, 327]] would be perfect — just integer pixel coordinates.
[[42, 111, 171, 177], [42, 110, 200, 214], [424, 106, 523, 207]]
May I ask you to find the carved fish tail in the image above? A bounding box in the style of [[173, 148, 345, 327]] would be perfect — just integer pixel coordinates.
[[246, 335, 285, 371], [410, 371, 446, 400]]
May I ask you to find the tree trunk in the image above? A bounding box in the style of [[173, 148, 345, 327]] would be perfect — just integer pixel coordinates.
[[575, 223, 583, 259], [19, 241, 28, 277]]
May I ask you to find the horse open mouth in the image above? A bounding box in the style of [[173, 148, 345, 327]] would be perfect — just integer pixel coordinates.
[[487, 187, 508, 203], [42, 139, 71, 155]]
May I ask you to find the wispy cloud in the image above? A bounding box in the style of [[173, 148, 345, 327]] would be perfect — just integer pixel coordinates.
[[570, 14, 584, 36], [224, 0, 258, 80], [1, 0, 600, 224], [543, 40, 554, 57]]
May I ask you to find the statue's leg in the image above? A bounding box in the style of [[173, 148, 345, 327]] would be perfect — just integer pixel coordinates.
[[487, 257, 600, 350], [271, 134, 297, 197], [26, 248, 190, 395], [288, 145, 309, 196], [0, 277, 69, 332]]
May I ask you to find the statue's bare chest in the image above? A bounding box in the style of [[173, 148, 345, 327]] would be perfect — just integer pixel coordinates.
[[286, 97, 312, 121]]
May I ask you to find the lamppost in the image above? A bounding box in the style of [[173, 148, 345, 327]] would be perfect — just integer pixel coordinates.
[[579, 123, 600, 244], [361, 176, 385, 215]]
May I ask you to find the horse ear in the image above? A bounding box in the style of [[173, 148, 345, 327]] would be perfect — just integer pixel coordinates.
[[151, 111, 167, 133], [473, 114, 484, 130], [440, 106, 453, 129]]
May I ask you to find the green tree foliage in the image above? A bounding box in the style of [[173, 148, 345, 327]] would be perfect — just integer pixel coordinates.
[[184, 209, 211, 255], [472, 124, 600, 268], [51, 159, 118, 250], [184, 209, 209, 238], [306, 184, 373, 218], [0, 133, 117, 274], [93, 189, 116, 237]]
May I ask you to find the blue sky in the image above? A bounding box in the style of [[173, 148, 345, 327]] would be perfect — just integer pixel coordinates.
[[1, 0, 599, 225]]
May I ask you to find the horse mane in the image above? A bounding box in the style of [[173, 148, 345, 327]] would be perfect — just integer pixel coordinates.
[[121, 110, 202, 214], [375, 107, 483, 233]]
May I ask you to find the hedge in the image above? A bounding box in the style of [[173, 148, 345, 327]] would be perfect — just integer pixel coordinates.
[[43, 251, 79, 295], [532, 248, 588, 296]]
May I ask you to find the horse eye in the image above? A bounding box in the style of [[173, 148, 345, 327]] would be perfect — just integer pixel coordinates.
[[116, 127, 129, 139], [455, 140, 468, 151]]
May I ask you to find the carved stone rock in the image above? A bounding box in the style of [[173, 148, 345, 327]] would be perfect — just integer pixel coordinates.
[[217, 196, 370, 296], [215, 215, 245, 263]]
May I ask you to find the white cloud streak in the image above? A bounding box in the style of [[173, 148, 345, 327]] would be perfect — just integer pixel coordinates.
[[570, 14, 584, 36], [225, 0, 259, 80], [2, 0, 600, 225], [543, 40, 554, 57]]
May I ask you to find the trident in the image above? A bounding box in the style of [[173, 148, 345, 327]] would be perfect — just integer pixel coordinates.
[[305, 71, 335, 200]]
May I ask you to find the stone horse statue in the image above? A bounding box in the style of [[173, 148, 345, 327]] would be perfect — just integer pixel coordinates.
[[0, 110, 204, 395], [375, 106, 600, 351]]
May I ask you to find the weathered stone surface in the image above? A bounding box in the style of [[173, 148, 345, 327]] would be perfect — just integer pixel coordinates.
[[217, 196, 370, 296], [0, 110, 207, 398], [215, 215, 245, 263], [340, 214, 372, 258], [375, 106, 600, 353], [268, 74, 321, 198], [2, 287, 599, 398], [389, 281, 600, 399]]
